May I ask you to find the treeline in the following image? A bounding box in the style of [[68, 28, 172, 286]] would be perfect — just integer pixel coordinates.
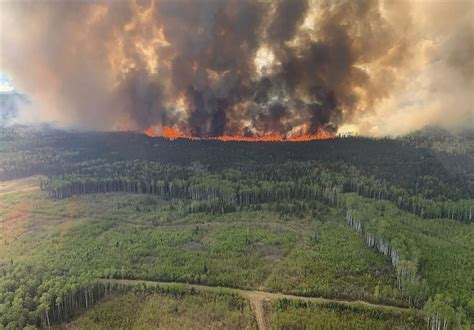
[[0, 263, 100, 329], [346, 210, 428, 307], [345, 209, 472, 328], [0, 259, 246, 330], [342, 177, 473, 222], [0, 149, 74, 181], [423, 294, 467, 330], [38, 160, 346, 204], [344, 194, 474, 327], [2, 126, 472, 202], [39, 160, 473, 222]]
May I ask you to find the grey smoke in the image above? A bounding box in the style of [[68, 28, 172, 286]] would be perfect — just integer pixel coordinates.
[[1, 0, 472, 136], [0, 91, 29, 126]]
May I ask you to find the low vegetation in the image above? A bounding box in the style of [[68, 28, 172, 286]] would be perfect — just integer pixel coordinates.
[[61, 288, 256, 330], [267, 299, 425, 329]]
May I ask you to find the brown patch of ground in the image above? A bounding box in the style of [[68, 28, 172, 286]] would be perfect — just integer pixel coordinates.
[[250, 297, 267, 330], [0, 176, 42, 257], [0, 176, 41, 196]]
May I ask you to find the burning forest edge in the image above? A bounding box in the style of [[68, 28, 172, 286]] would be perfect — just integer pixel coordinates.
[[143, 125, 337, 141]]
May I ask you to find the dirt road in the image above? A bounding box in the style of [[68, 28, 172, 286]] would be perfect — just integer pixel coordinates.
[[100, 279, 419, 330]]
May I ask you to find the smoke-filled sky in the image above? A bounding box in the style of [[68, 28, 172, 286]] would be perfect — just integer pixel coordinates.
[[1, 0, 473, 136]]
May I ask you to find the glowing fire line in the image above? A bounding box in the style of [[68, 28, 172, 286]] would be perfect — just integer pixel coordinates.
[[144, 126, 335, 142]]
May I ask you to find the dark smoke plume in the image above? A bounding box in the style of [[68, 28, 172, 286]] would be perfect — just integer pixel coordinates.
[[2, 0, 472, 136]]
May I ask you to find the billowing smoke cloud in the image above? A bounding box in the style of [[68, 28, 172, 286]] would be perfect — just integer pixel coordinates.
[[0, 91, 29, 126], [1, 0, 472, 136]]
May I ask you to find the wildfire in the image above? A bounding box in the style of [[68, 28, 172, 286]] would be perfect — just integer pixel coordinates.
[[144, 126, 335, 142], [163, 126, 190, 140], [216, 134, 284, 142], [287, 131, 336, 141], [144, 128, 156, 137]]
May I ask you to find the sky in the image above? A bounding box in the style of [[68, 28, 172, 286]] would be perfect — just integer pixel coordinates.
[[1, 0, 473, 136]]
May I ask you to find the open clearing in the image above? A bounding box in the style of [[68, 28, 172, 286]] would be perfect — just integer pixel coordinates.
[[0, 175, 40, 195]]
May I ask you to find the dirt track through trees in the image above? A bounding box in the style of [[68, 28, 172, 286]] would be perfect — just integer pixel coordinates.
[[100, 279, 420, 330]]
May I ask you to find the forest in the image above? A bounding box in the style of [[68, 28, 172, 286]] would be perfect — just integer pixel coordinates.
[[0, 126, 473, 329]]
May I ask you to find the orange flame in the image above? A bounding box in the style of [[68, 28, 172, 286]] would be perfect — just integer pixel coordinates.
[[216, 134, 284, 142], [144, 128, 157, 137], [145, 126, 335, 142], [287, 131, 336, 141], [163, 126, 188, 140]]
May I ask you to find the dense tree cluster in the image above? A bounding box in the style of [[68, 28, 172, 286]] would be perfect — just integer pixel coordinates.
[[0, 263, 102, 329], [346, 211, 428, 307], [2, 126, 472, 200], [344, 194, 473, 326], [423, 294, 466, 330], [38, 160, 473, 222]]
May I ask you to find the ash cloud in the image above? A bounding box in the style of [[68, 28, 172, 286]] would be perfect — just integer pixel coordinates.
[[1, 0, 472, 136]]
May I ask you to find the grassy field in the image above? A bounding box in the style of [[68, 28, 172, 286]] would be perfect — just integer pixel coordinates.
[[59, 291, 257, 330]]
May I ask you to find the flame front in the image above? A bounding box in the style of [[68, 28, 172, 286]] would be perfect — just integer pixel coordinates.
[[144, 126, 335, 142]]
